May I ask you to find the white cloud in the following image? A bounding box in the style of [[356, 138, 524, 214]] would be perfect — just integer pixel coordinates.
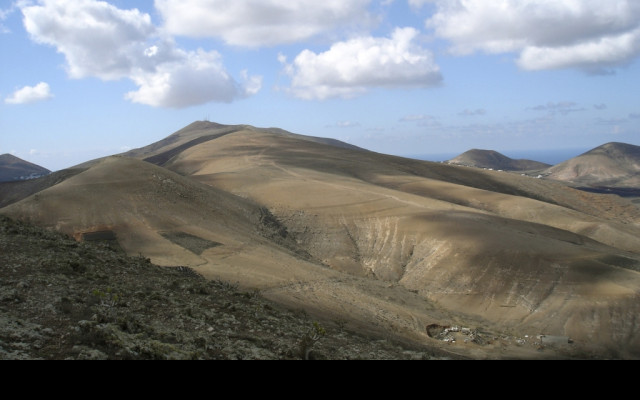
[[5, 82, 53, 104], [126, 49, 261, 108], [155, 0, 373, 47], [23, 0, 156, 80], [426, 0, 640, 71], [21, 0, 260, 108], [281, 27, 442, 100], [518, 30, 640, 71]]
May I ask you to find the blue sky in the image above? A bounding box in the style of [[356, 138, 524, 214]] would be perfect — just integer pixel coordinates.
[[1, 0, 639, 171]]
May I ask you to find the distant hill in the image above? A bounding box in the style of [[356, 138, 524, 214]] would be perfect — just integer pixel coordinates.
[[0, 154, 50, 182], [447, 150, 551, 171], [544, 142, 640, 188]]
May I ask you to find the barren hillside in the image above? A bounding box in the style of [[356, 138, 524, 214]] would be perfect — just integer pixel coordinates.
[[0, 154, 50, 183], [545, 142, 640, 188], [448, 149, 550, 171], [3, 122, 640, 359], [0, 215, 443, 360]]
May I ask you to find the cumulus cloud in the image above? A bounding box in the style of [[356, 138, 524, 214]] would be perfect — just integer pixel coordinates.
[[126, 49, 262, 108], [426, 0, 640, 71], [5, 82, 54, 104], [23, 0, 156, 80], [155, 0, 373, 47], [21, 0, 260, 108], [281, 27, 442, 100]]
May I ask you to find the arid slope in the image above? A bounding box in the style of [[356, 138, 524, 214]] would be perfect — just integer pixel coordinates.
[[1, 215, 443, 360], [3, 122, 640, 358], [448, 149, 550, 171], [545, 142, 640, 188], [157, 123, 640, 357], [0, 155, 473, 357]]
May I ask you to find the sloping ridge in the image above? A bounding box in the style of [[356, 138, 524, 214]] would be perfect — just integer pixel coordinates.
[[0, 154, 51, 183], [126, 121, 365, 167], [257, 127, 367, 152], [143, 131, 236, 166], [0, 156, 311, 268], [126, 122, 243, 166], [0, 121, 362, 208], [0, 122, 240, 208], [448, 149, 551, 171], [158, 125, 640, 357], [545, 142, 640, 187], [3, 123, 640, 358]]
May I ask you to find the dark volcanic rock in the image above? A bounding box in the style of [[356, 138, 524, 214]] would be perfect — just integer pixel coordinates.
[[0, 216, 441, 360]]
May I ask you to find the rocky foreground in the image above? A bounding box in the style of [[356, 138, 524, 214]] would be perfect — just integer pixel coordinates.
[[0, 216, 446, 360]]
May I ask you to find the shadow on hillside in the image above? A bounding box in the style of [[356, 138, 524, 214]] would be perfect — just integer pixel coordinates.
[[576, 187, 640, 198]]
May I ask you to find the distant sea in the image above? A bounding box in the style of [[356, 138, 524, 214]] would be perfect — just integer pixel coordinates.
[[407, 148, 591, 166]]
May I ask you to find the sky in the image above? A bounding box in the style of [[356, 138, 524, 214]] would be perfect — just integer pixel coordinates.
[[1, 0, 639, 171]]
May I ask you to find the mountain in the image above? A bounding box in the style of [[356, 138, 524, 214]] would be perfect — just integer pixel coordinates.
[[544, 142, 640, 188], [123, 121, 365, 166], [3, 122, 640, 359], [0, 154, 50, 183], [447, 149, 551, 171]]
